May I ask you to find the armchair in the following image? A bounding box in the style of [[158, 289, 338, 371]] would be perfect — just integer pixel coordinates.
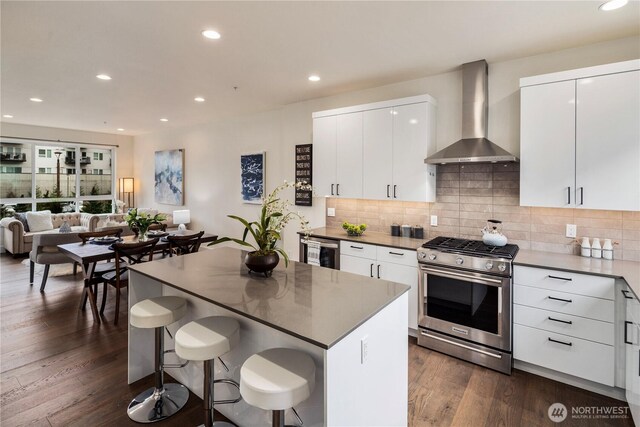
[[30, 233, 82, 292]]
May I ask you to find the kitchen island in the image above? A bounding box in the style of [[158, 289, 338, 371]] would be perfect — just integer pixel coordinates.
[[127, 247, 409, 427]]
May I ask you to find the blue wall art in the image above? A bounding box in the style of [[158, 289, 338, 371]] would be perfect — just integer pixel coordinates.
[[240, 152, 265, 204], [154, 149, 184, 205]]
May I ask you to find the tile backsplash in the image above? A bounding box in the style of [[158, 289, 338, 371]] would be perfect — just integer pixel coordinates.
[[325, 163, 640, 261]]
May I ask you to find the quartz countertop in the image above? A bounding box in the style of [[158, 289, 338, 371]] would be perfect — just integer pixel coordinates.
[[129, 247, 409, 349], [514, 249, 640, 299], [301, 227, 423, 251], [303, 227, 640, 299]]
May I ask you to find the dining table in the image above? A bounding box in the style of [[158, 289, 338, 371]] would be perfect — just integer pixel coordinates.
[[57, 231, 219, 324]]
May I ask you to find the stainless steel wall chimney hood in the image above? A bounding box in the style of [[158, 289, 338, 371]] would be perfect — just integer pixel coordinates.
[[425, 60, 518, 164]]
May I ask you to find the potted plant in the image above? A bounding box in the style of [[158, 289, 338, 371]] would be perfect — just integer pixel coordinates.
[[124, 208, 166, 241], [209, 180, 311, 277]]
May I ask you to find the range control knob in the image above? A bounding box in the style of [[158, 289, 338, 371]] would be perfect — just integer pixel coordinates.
[[428, 253, 437, 261], [456, 257, 464, 265], [498, 263, 507, 272], [485, 261, 494, 270], [418, 252, 427, 259]]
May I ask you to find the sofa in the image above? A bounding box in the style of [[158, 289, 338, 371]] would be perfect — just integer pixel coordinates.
[[0, 212, 99, 255], [96, 210, 176, 235]]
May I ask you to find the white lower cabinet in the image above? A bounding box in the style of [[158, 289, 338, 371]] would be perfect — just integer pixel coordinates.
[[513, 265, 615, 387], [340, 241, 418, 330], [625, 292, 640, 423], [514, 324, 614, 386]]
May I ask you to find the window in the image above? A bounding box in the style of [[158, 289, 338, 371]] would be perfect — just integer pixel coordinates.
[[1, 139, 115, 213]]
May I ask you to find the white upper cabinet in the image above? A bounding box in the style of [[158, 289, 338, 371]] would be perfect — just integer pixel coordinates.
[[336, 112, 363, 198], [392, 102, 437, 203], [520, 80, 576, 208], [576, 70, 640, 211], [362, 108, 393, 200], [520, 60, 640, 211], [313, 115, 337, 197], [314, 94, 437, 202]]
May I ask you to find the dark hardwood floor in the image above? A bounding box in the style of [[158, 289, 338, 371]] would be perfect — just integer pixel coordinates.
[[0, 253, 633, 426]]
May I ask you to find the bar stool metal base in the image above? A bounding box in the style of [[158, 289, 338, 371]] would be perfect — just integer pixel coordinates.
[[127, 383, 189, 423], [197, 422, 236, 427]]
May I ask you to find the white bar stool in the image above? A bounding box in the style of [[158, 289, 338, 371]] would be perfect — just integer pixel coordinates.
[[240, 348, 316, 427], [128, 296, 189, 423], [175, 316, 241, 427]]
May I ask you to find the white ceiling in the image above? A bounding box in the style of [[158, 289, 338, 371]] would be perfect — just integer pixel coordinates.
[[1, 1, 639, 136]]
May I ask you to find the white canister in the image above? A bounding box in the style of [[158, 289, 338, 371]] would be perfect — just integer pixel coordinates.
[[591, 238, 602, 259], [602, 239, 613, 260], [580, 237, 591, 257]]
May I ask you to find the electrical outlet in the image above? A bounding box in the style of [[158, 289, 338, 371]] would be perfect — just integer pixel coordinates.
[[327, 207, 336, 217], [430, 215, 438, 226], [566, 224, 577, 238], [361, 336, 369, 364]]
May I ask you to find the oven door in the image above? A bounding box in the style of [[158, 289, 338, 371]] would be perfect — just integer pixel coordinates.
[[418, 264, 511, 351]]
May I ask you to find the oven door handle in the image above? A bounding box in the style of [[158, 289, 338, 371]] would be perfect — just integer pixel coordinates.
[[300, 239, 339, 249], [420, 266, 504, 287], [419, 330, 503, 359]]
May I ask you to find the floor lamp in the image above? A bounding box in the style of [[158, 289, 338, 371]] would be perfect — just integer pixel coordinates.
[[119, 177, 134, 209]]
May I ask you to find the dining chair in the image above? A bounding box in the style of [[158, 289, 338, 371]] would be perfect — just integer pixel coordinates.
[[100, 238, 159, 325], [77, 228, 124, 310], [29, 233, 82, 292], [167, 231, 204, 257]]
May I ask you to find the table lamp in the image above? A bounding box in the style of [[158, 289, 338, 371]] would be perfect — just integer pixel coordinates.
[[173, 210, 190, 232]]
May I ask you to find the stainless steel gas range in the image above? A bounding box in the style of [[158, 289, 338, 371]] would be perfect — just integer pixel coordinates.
[[417, 236, 519, 374]]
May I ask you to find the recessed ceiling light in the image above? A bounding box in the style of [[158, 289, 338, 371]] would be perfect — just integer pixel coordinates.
[[202, 29, 221, 40], [599, 0, 628, 10], [117, 128, 125, 131], [194, 97, 205, 102], [30, 97, 43, 102], [3, 114, 14, 118], [96, 74, 112, 80], [160, 118, 169, 122], [308, 75, 321, 82]]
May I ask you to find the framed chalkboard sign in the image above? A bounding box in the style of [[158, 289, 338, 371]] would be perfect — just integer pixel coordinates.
[[295, 144, 312, 206]]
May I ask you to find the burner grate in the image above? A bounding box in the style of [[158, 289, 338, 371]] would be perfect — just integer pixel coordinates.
[[422, 236, 519, 259]]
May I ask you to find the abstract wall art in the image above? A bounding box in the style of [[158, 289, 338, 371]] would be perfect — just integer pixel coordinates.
[[240, 152, 265, 204], [154, 149, 184, 205]]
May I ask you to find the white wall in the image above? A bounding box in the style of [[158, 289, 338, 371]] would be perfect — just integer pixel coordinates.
[[0, 122, 135, 180], [133, 36, 639, 260]]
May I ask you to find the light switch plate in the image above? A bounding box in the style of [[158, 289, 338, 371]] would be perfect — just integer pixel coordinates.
[[566, 224, 577, 238], [361, 336, 369, 364], [430, 215, 438, 226], [327, 208, 335, 217]]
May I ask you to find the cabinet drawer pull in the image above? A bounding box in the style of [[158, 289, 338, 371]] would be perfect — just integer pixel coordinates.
[[548, 337, 572, 347], [386, 185, 390, 198], [548, 316, 572, 325], [566, 186, 571, 205], [548, 275, 572, 281], [548, 296, 572, 303], [331, 184, 334, 196], [336, 183, 340, 196], [625, 321, 633, 345], [350, 245, 364, 250], [370, 263, 374, 278], [622, 289, 634, 300], [377, 264, 381, 279], [393, 185, 397, 198], [579, 187, 584, 206], [389, 251, 404, 256]]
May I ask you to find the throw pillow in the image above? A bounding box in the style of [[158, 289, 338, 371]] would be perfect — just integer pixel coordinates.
[[14, 213, 30, 232], [26, 210, 54, 232]]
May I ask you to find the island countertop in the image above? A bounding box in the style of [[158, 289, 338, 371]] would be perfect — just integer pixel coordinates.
[[129, 247, 410, 349]]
